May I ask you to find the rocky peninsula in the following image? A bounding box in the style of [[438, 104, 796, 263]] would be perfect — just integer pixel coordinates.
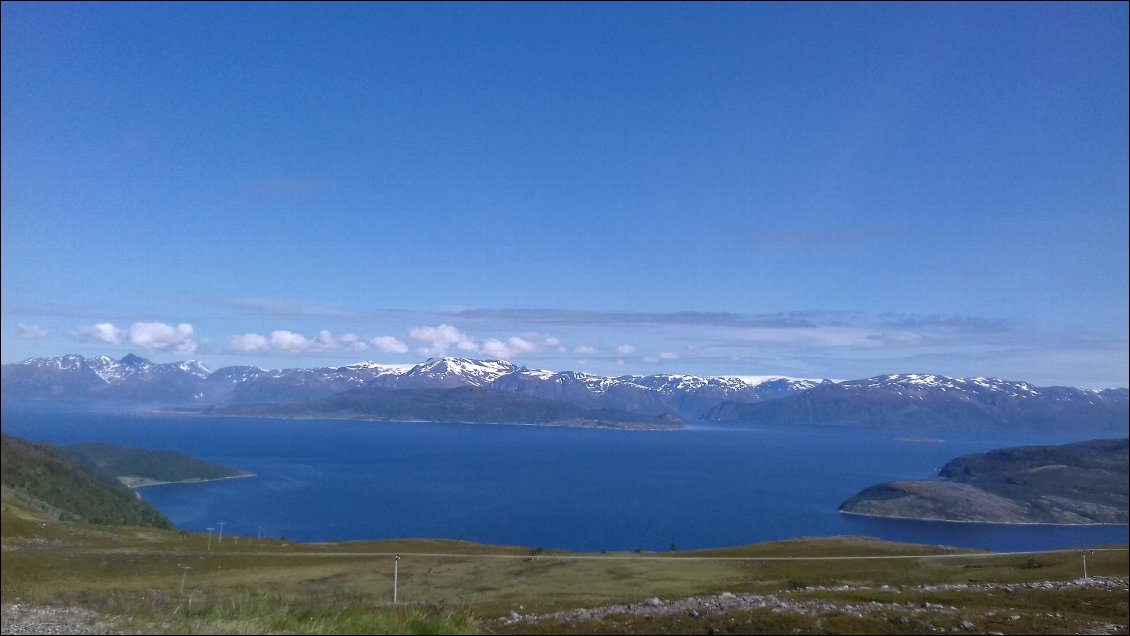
[[840, 438, 1129, 524]]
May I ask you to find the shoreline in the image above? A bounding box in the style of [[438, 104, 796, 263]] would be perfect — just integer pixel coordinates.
[[123, 473, 256, 489], [838, 509, 1129, 527], [152, 409, 684, 432]]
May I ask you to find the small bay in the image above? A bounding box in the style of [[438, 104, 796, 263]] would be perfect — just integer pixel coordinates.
[[3, 406, 1125, 552]]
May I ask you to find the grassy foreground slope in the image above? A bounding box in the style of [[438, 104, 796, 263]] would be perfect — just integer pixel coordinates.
[[2, 432, 1126, 634], [2, 499, 1127, 635], [0, 433, 171, 529]]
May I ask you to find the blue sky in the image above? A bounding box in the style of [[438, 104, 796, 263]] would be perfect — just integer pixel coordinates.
[[2, 3, 1127, 387]]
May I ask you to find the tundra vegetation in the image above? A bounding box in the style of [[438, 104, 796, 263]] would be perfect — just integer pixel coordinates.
[[1, 433, 1127, 634]]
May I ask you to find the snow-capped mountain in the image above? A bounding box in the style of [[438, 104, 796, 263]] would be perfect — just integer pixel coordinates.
[[1, 354, 213, 403], [3, 355, 1125, 433], [490, 368, 672, 414], [376, 357, 518, 389], [620, 373, 826, 417], [221, 362, 407, 405], [703, 373, 1129, 433]]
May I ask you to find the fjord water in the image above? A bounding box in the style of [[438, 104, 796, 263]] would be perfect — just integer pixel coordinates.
[[4, 407, 1125, 552]]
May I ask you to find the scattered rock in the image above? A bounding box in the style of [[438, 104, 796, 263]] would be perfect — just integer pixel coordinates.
[[1, 604, 133, 635]]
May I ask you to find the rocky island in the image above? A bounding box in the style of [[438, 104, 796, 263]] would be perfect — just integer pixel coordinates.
[[840, 438, 1129, 524]]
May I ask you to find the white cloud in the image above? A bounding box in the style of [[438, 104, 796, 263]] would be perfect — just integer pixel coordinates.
[[616, 344, 637, 355], [77, 321, 197, 353], [544, 336, 561, 346], [226, 332, 270, 353], [76, 322, 124, 345], [409, 324, 477, 356], [225, 329, 337, 354], [658, 351, 679, 360], [575, 345, 596, 355], [479, 336, 539, 360], [128, 322, 197, 354], [481, 339, 511, 359], [507, 336, 537, 353], [315, 329, 338, 349], [269, 330, 313, 352], [370, 335, 409, 354], [18, 323, 49, 339]]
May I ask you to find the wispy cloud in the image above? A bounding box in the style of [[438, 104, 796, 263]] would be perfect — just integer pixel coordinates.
[[226, 332, 271, 354], [370, 335, 409, 354], [76, 323, 123, 345], [3, 302, 136, 320], [443, 307, 1016, 337], [18, 323, 49, 339], [482, 336, 537, 360], [877, 315, 1011, 334], [445, 308, 830, 328], [222, 297, 360, 320]]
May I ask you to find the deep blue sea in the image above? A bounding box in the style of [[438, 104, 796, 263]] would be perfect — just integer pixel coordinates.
[[3, 406, 1126, 553]]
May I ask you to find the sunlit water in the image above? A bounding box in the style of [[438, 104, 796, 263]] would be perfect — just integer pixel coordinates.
[[4, 406, 1125, 552]]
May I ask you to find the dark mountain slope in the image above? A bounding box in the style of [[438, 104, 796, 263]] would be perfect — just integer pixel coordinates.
[[840, 438, 1129, 524]]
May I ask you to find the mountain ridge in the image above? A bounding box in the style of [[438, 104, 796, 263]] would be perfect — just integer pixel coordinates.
[[704, 373, 1128, 432], [3, 354, 1126, 432]]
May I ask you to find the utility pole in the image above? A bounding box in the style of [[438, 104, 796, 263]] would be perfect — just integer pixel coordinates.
[[178, 564, 191, 594], [206, 527, 214, 551], [217, 522, 226, 544], [1082, 549, 1092, 579], [393, 554, 400, 604]]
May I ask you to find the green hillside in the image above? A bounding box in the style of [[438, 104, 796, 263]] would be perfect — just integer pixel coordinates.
[[64, 441, 251, 487], [840, 437, 1129, 523], [0, 433, 172, 529]]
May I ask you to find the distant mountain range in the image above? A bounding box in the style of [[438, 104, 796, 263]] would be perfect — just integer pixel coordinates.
[[2, 355, 1126, 433], [704, 373, 1129, 432]]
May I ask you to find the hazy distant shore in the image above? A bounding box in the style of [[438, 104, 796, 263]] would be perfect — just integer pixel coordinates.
[[153, 408, 682, 431]]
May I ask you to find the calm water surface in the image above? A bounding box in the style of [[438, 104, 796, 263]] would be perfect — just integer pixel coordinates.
[[3, 407, 1125, 552]]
